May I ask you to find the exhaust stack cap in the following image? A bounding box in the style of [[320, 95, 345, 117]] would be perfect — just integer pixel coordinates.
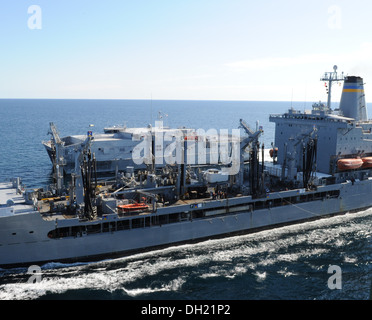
[[339, 76, 367, 121]]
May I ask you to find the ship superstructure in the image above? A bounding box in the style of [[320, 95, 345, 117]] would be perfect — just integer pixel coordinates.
[[1, 66, 372, 268], [270, 68, 371, 180]]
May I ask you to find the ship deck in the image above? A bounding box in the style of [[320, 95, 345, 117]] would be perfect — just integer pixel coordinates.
[[0, 181, 34, 216]]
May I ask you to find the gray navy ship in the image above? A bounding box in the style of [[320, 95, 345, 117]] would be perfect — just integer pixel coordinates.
[[1, 66, 372, 268], [42, 116, 226, 175]]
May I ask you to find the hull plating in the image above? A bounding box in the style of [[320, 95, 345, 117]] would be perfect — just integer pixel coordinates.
[[1, 179, 370, 268]]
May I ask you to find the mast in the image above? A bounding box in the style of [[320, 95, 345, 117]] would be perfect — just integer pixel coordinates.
[[320, 65, 344, 109]]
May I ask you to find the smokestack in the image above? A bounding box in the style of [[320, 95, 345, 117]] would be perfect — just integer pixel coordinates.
[[339, 76, 368, 121]]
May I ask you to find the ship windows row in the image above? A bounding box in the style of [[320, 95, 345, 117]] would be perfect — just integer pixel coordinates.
[[47, 212, 203, 239]]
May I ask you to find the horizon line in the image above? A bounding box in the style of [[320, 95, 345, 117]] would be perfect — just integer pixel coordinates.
[[1, 97, 368, 104]]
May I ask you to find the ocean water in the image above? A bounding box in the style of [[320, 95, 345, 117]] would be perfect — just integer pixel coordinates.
[[0, 99, 372, 301], [0, 99, 283, 187]]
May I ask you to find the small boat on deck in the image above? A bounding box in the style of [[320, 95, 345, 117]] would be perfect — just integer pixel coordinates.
[[117, 202, 149, 214], [337, 158, 363, 171]]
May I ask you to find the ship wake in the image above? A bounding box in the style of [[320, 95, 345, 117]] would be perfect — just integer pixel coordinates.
[[1, 209, 372, 300]]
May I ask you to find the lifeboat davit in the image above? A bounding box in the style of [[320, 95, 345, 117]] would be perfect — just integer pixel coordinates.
[[337, 158, 363, 171], [362, 157, 372, 168], [117, 203, 149, 214]]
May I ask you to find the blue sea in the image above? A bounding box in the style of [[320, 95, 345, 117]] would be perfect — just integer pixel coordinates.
[[0, 99, 372, 302]]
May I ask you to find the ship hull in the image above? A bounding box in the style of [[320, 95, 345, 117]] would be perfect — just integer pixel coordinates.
[[1, 178, 371, 268]]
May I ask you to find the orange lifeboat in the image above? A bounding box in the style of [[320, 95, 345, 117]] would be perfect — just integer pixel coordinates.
[[362, 157, 372, 168], [337, 158, 363, 171], [117, 202, 149, 214]]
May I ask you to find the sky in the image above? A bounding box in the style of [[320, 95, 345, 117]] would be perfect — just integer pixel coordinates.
[[1, 0, 372, 102]]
